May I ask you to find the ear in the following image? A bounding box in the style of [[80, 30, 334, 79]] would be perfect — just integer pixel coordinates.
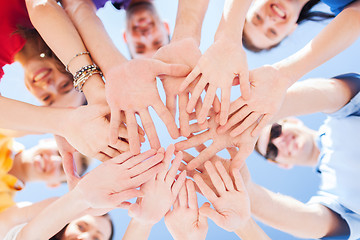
[[123, 30, 127, 43], [163, 21, 170, 35]]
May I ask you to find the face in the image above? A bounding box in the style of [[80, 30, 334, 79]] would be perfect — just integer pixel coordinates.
[[62, 215, 112, 240], [21, 138, 85, 187], [125, 3, 170, 59], [244, 0, 302, 49], [257, 119, 315, 168], [23, 57, 85, 107]]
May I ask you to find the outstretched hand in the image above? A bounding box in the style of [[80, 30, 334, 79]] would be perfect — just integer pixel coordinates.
[[217, 65, 289, 137], [105, 59, 190, 154], [179, 37, 250, 126]]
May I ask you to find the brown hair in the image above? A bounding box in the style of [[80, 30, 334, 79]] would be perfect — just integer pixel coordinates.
[[14, 27, 71, 78]]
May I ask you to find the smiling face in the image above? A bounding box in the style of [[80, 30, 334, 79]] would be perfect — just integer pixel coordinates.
[[244, 0, 305, 50], [20, 138, 86, 187], [23, 57, 85, 107], [256, 118, 318, 168], [61, 215, 112, 240], [124, 2, 170, 59]]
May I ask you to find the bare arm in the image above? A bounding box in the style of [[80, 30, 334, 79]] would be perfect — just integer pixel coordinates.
[[234, 218, 271, 240], [122, 219, 153, 240]]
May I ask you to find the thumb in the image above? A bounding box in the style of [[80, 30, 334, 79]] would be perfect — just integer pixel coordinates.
[[154, 60, 191, 77], [199, 202, 222, 224]]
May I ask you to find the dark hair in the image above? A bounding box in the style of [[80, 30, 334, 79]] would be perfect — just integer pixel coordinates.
[[243, 0, 334, 52], [297, 0, 335, 24], [49, 214, 114, 240]]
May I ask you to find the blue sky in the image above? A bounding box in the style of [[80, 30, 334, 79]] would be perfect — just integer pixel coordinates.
[[1, 0, 360, 239]]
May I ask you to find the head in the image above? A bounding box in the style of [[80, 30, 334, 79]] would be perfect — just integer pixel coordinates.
[[243, 0, 334, 51], [15, 28, 86, 107], [51, 214, 114, 240], [255, 118, 319, 169], [17, 138, 91, 188], [124, 1, 170, 59]]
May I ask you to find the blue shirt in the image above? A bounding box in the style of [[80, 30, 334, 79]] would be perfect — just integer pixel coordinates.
[[320, 0, 357, 15]]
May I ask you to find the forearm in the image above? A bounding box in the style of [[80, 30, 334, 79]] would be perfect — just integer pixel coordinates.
[[16, 190, 88, 240], [62, 0, 127, 73], [274, 78, 353, 121], [234, 218, 271, 240], [0, 198, 57, 239], [248, 182, 334, 239], [171, 0, 209, 44], [26, 0, 106, 103], [122, 219, 153, 240], [0, 96, 68, 135], [274, 1, 360, 87], [215, 0, 252, 42]]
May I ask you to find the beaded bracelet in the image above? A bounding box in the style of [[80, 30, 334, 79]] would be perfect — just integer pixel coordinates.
[[65, 51, 90, 73], [73, 64, 103, 92]]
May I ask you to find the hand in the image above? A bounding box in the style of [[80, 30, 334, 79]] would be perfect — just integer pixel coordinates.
[[153, 38, 209, 137], [182, 146, 252, 196], [194, 161, 251, 232], [165, 179, 208, 240], [175, 111, 258, 169], [179, 37, 250, 125], [105, 59, 190, 154], [60, 104, 135, 161], [128, 145, 187, 225], [73, 149, 166, 212], [217, 65, 289, 137]]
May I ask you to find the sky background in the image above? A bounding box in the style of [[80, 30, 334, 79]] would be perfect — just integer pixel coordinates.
[[1, 0, 360, 239]]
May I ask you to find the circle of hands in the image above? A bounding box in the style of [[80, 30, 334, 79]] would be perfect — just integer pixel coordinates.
[[60, 37, 287, 238]]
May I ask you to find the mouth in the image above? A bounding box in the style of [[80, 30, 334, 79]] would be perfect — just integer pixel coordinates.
[[270, 3, 286, 19], [33, 68, 51, 83]]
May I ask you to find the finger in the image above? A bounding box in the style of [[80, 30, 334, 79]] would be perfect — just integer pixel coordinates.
[[178, 183, 188, 207], [219, 86, 231, 126], [139, 109, 161, 150], [165, 151, 183, 185], [157, 145, 174, 181], [213, 95, 221, 114], [239, 70, 250, 100], [187, 79, 207, 114], [194, 174, 217, 202], [217, 105, 250, 134], [96, 152, 112, 162], [109, 189, 144, 204], [199, 204, 223, 226], [182, 151, 195, 163], [128, 151, 164, 176], [198, 85, 217, 124], [179, 65, 201, 92], [110, 151, 134, 164], [174, 131, 211, 151], [155, 61, 191, 78], [62, 152, 80, 190], [130, 160, 165, 187], [153, 102, 180, 139], [230, 112, 261, 137], [251, 114, 273, 137], [179, 162, 189, 172], [109, 108, 121, 145], [118, 125, 129, 139], [232, 168, 246, 192], [226, 147, 238, 159], [187, 145, 220, 170], [110, 140, 129, 153], [179, 93, 191, 137], [186, 179, 198, 210], [101, 146, 121, 158], [117, 201, 132, 209], [204, 161, 226, 195], [231, 150, 250, 170], [171, 170, 187, 197], [195, 99, 209, 130], [214, 161, 234, 191], [195, 144, 207, 153], [189, 121, 206, 134], [126, 112, 141, 155], [166, 92, 177, 118]]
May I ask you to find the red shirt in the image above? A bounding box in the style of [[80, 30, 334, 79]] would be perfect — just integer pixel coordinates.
[[0, 0, 33, 79]]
